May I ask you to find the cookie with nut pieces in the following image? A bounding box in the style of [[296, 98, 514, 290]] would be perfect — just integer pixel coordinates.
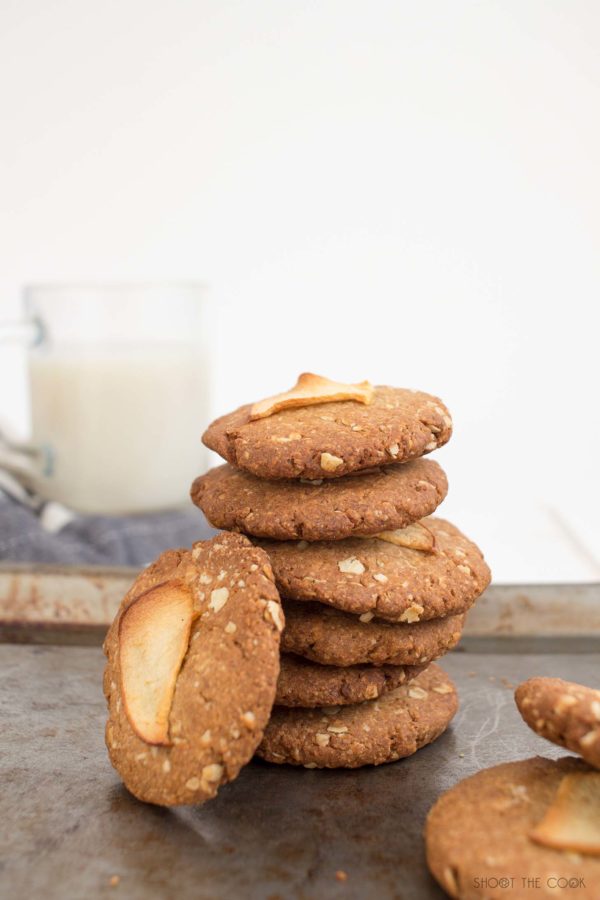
[[516, 677, 600, 770], [103, 532, 284, 806], [281, 599, 465, 667], [275, 653, 424, 708], [258, 663, 457, 768], [426, 756, 600, 899], [202, 375, 452, 481], [257, 517, 490, 623], [191, 458, 448, 542]]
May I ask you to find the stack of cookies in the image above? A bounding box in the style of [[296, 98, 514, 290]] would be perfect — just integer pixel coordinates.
[[192, 374, 491, 769]]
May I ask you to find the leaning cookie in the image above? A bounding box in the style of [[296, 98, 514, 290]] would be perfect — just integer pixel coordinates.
[[103, 532, 283, 806], [516, 677, 600, 770], [281, 600, 465, 667], [274, 653, 424, 708], [203, 380, 452, 481], [426, 757, 600, 899], [191, 458, 448, 541], [258, 517, 490, 623], [258, 664, 457, 768]]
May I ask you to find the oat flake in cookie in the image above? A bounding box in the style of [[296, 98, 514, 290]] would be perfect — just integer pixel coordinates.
[[258, 517, 490, 623], [275, 653, 424, 708], [202, 378, 452, 481], [103, 532, 283, 806], [191, 458, 448, 541], [258, 664, 457, 768], [281, 600, 465, 668], [516, 677, 600, 770], [426, 757, 600, 899]]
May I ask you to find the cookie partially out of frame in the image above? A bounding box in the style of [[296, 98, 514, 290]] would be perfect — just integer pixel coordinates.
[[258, 517, 490, 623], [258, 664, 457, 768], [426, 756, 600, 899], [281, 600, 465, 667], [274, 653, 423, 708], [516, 677, 600, 770], [191, 458, 448, 542], [203, 386, 452, 481], [103, 532, 283, 806]]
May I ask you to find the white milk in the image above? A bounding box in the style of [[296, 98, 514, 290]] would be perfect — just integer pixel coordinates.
[[30, 345, 209, 514]]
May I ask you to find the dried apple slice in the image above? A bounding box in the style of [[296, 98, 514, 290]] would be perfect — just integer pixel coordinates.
[[372, 522, 436, 553], [530, 771, 600, 855], [249, 372, 373, 421], [119, 581, 194, 745]]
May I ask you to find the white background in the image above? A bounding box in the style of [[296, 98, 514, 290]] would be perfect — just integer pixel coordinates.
[[1, 0, 599, 582]]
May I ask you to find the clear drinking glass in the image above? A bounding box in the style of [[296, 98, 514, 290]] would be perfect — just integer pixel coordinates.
[[3, 283, 210, 514]]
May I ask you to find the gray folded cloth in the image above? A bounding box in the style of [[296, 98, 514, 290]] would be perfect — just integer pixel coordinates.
[[0, 489, 215, 567]]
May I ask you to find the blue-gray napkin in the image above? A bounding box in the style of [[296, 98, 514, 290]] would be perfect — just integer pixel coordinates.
[[0, 491, 215, 566]]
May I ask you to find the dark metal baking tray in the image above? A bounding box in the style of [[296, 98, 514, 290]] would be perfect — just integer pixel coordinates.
[[1, 579, 599, 899]]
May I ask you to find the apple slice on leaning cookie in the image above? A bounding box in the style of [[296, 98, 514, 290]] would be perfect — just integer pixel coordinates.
[[119, 581, 194, 745]]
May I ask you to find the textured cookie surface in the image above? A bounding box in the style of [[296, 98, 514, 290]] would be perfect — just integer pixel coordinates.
[[203, 386, 452, 480], [191, 458, 447, 541], [516, 677, 600, 770], [103, 532, 283, 806], [275, 653, 423, 707], [259, 517, 490, 623], [258, 664, 457, 768], [426, 756, 600, 899], [281, 599, 465, 667]]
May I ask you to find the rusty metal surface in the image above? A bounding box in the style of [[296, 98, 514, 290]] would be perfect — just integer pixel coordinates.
[[2, 639, 600, 900], [464, 583, 600, 635], [0, 562, 133, 642], [1, 564, 599, 644]]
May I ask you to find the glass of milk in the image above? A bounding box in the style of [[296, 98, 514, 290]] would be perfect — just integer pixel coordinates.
[[20, 283, 210, 514]]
